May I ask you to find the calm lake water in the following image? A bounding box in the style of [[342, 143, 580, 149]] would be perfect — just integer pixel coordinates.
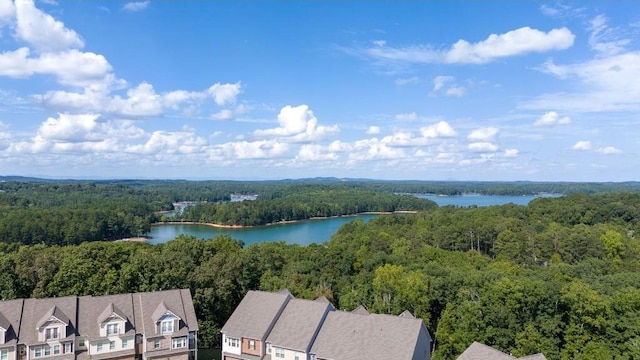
[[148, 194, 556, 245]]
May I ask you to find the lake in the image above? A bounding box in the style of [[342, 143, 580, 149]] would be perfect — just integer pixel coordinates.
[[148, 193, 556, 245]]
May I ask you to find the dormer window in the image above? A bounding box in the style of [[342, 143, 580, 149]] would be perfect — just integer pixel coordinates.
[[106, 323, 119, 336], [161, 319, 174, 334], [45, 328, 59, 341]]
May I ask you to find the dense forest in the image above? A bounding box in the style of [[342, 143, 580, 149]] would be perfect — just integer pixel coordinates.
[[0, 186, 639, 359]]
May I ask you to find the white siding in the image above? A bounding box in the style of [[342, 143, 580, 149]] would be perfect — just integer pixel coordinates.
[[221, 334, 240, 356]]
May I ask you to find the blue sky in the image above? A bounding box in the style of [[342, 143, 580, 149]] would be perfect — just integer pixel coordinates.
[[0, 1, 639, 181]]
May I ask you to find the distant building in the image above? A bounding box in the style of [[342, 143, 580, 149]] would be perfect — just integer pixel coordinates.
[[221, 289, 431, 360], [456, 342, 546, 360], [0, 289, 198, 360]]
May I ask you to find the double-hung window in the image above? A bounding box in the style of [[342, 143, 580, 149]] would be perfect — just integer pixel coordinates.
[[43, 346, 51, 356], [160, 320, 173, 334], [109, 341, 115, 350], [153, 339, 161, 349], [122, 339, 128, 348], [35, 347, 42, 358], [275, 348, 285, 358], [53, 345, 60, 355], [0, 350, 7, 360], [249, 340, 256, 350], [172, 337, 187, 349], [106, 323, 119, 336], [64, 343, 72, 354], [97, 343, 103, 352], [45, 328, 59, 341]]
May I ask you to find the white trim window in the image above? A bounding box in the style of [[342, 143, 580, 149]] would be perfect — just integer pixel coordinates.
[[227, 337, 239, 348], [275, 347, 285, 359], [97, 343, 103, 352], [45, 328, 59, 341], [34, 347, 42, 358], [1, 349, 7, 360], [122, 339, 128, 349], [53, 345, 60, 355], [153, 339, 161, 349], [106, 323, 119, 336], [64, 342, 72, 354], [109, 341, 115, 350], [160, 319, 174, 334], [172, 337, 187, 349]]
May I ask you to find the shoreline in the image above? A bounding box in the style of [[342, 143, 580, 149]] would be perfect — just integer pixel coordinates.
[[152, 211, 417, 229]]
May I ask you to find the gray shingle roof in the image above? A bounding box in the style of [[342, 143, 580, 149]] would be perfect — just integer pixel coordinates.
[[456, 342, 515, 360], [78, 293, 136, 340], [135, 289, 198, 338], [21, 296, 78, 345], [221, 290, 292, 340], [266, 298, 333, 352], [310, 311, 428, 360], [0, 299, 24, 344]]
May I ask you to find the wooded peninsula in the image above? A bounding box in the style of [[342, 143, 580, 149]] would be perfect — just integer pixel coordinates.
[[1, 178, 640, 359]]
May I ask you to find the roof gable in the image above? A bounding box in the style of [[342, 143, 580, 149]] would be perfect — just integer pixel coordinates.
[[37, 306, 69, 329], [266, 298, 333, 352], [97, 303, 128, 325], [151, 301, 181, 323], [456, 342, 516, 360]]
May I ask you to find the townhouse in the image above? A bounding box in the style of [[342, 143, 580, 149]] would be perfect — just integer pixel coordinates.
[[456, 342, 547, 360], [0, 289, 198, 360], [221, 290, 431, 360]]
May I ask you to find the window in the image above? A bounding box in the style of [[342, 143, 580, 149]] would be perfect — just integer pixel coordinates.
[[122, 339, 128, 348], [275, 348, 285, 359], [109, 341, 115, 350], [1, 350, 8, 360], [64, 343, 72, 354], [97, 343, 103, 352], [44, 346, 51, 356], [172, 337, 186, 349], [228, 337, 239, 347], [79, 339, 85, 348], [267, 343, 271, 353], [160, 319, 174, 334], [35, 347, 42, 358], [153, 339, 161, 349], [53, 345, 60, 355], [106, 323, 119, 336], [294, 354, 300, 360], [249, 340, 256, 350], [45, 328, 59, 341]]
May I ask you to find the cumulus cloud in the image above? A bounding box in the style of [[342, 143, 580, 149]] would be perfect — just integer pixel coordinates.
[[420, 121, 457, 138], [14, 0, 84, 52], [572, 140, 592, 150], [354, 26, 574, 65], [253, 105, 339, 142], [534, 111, 571, 127], [208, 82, 242, 106], [366, 126, 380, 135], [467, 127, 498, 142], [297, 144, 339, 161], [122, 1, 149, 12]]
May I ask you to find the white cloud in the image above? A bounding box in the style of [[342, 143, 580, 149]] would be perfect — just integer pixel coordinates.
[[395, 76, 420, 86], [127, 129, 207, 155], [432, 75, 466, 97], [534, 111, 571, 127], [123, 1, 149, 12], [349, 138, 406, 160], [211, 109, 234, 121], [297, 144, 339, 161], [356, 26, 574, 65], [0, 48, 114, 87], [588, 14, 629, 56], [596, 146, 622, 155], [14, 0, 84, 52], [366, 126, 380, 135], [468, 142, 499, 152], [395, 112, 417, 121], [420, 121, 457, 138], [572, 140, 592, 150], [433, 76, 454, 91], [468, 127, 499, 142], [253, 105, 339, 143], [208, 140, 289, 160], [0, 0, 15, 32], [208, 82, 242, 106], [504, 148, 519, 157]]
